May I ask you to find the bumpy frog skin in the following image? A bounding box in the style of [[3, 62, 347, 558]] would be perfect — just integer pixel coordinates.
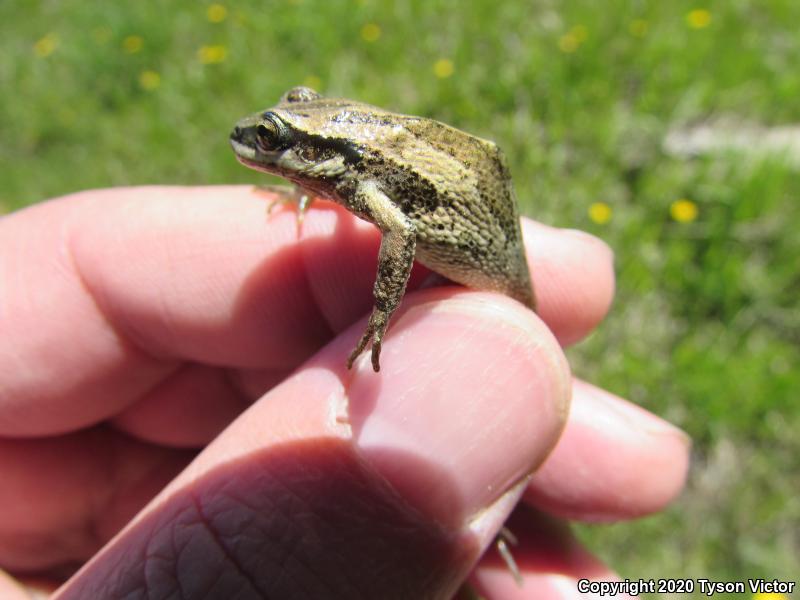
[[230, 87, 534, 372]]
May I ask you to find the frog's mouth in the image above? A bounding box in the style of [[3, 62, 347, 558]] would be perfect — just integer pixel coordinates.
[[229, 136, 281, 172]]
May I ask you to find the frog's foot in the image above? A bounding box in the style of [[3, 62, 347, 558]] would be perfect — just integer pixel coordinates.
[[496, 526, 523, 587], [253, 185, 314, 232], [346, 308, 389, 372], [253, 184, 293, 205]]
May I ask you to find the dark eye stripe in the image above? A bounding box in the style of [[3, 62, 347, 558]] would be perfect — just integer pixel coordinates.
[[296, 132, 363, 165]]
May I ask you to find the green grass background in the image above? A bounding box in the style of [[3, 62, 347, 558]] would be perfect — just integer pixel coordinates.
[[2, 0, 798, 596]]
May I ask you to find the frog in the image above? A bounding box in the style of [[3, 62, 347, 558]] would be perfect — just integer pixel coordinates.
[[230, 87, 535, 372]]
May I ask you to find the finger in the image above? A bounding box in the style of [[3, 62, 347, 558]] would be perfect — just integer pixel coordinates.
[[0, 570, 34, 600], [111, 206, 614, 447], [1, 186, 323, 436], [109, 363, 251, 447], [464, 505, 636, 599], [0, 289, 567, 574], [521, 222, 615, 347], [288, 199, 614, 344], [52, 290, 571, 599], [102, 201, 615, 448], [0, 186, 609, 437], [0, 428, 192, 572], [524, 380, 691, 521]]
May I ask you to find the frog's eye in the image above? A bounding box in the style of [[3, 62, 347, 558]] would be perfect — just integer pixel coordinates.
[[255, 117, 288, 153]]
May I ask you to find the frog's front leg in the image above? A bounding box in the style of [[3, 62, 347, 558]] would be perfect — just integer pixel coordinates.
[[346, 181, 416, 372], [255, 184, 313, 228]]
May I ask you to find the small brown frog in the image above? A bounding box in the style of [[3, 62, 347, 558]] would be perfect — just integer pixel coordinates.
[[230, 87, 534, 371]]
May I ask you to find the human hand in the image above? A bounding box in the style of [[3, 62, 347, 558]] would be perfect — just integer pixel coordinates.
[[0, 187, 689, 599]]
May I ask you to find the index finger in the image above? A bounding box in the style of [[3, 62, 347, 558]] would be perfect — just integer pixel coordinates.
[[0, 186, 613, 436]]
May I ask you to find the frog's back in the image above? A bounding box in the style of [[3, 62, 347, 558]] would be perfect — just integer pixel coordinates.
[[381, 116, 534, 309], [277, 98, 535, 309]]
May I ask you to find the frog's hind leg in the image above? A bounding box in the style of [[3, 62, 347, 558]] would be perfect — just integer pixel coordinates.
[[453, 527, 523, 598], [496, 526, 523, 586]]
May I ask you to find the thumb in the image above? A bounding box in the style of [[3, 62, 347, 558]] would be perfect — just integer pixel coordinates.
[[53, 290, 570, 600]]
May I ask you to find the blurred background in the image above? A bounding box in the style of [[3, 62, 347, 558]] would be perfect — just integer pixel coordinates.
[[2, 0, 798, 595]]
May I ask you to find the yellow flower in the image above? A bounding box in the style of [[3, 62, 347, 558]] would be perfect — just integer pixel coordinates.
[[558, 27, 586, 53], [360, 23, 381, 42], [753, 593, 788, 600], [588, 202, 612, 224], [123, 35, 144, 54], [558, 33, 579, 53], [34, 33, 59, 57], [303, 75, 322, 89], [670, 199, 698, 222], [139, 70, 161, 91], [686, 9, 712, 29], [433, 58, 454, 79], [629, 19, 649, 37], [207, 4, 227, 23], [198, 44, 228, 64]]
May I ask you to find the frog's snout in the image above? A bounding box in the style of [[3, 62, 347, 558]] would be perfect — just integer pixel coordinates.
[[229, 123, 264, 156], [229, 124, 256, 153]]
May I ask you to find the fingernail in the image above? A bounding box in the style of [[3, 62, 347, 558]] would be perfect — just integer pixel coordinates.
[[574, 380, 690, 444], [527, 379, 690, 521], [522, 220, 615, 264], [561, 228, 615, 263], [346, 290, 572, 528]]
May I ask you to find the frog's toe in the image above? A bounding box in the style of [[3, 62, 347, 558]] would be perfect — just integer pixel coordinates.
[[370, 340, 382, 372], [347, 329, 371, 370], [346, 344, 364, 370], [346, 309, 388, 371]]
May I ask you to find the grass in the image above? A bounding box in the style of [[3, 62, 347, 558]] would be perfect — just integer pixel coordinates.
[[2, 0, 798, 595]]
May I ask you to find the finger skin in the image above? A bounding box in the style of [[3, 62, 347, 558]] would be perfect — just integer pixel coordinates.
[[0, 186, 623, 593], [0, 570, 34, 600], [0, 428, 192, 572], [0, 195, 178, 437], [110, 363, 250, 447], [524, 380, 691, 521], [52, 291, 571, 600], [0, 186, 613, 438], [521, 222, 615, 347]]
